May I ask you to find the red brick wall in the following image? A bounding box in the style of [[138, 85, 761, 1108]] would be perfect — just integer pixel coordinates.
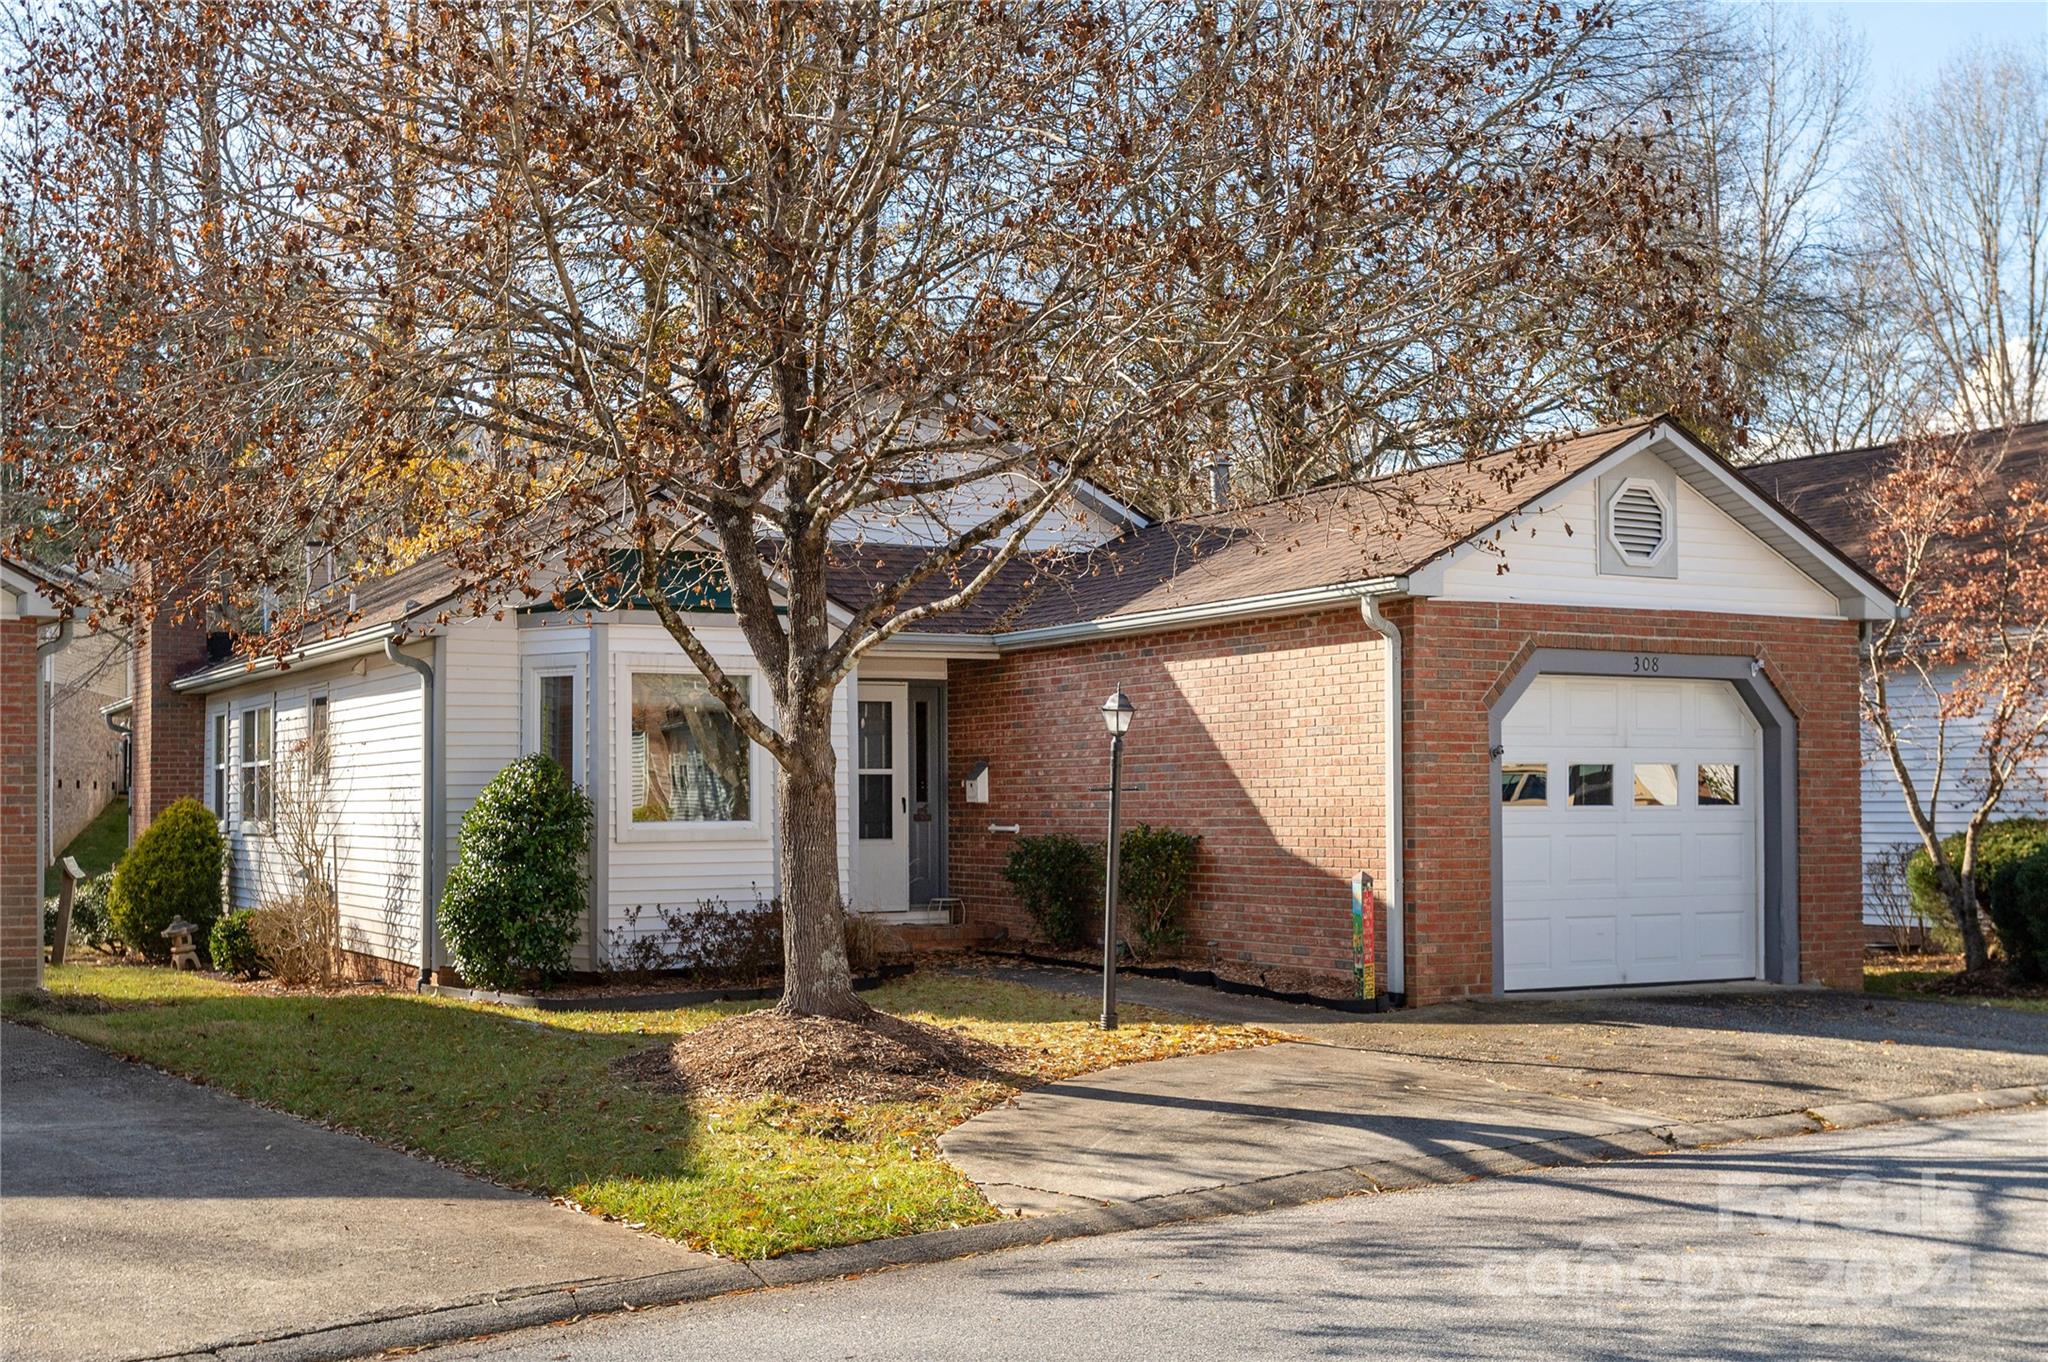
[[131, 593, 207, 833], [947, 607, 1388, 985], [2, 619, 44, 997], [1391, 598, 1864, 1005]]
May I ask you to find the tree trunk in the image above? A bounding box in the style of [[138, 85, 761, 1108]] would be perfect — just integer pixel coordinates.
[[775, 715, 868, 1020], [1949, 864, 1982, 970], [1938, 861, 1990, 972]]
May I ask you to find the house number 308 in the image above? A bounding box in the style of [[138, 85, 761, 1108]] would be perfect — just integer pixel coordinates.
[[1632, 654, 1662, 674]]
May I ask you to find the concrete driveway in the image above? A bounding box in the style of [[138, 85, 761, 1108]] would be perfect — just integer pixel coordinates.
[[431, 1109, 2048, 1362], [942, 968, 2048, 1212], [0, 1024, 724, 1362]]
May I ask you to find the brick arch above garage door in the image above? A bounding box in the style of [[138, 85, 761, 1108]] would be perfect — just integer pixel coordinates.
[[1384, 599, 1863, 1006]]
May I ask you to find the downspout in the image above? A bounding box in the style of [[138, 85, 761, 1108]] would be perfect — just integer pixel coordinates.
[[35, 620, 72, 910], [384, 637, 439, 989], [1359, 594, 1405, 1002]]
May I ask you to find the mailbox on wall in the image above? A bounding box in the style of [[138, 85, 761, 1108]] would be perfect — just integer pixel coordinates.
[[963, 759, 989, 805]]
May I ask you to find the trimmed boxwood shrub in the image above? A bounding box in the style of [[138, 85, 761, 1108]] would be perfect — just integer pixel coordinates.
[[108, 799, 225, 963], [1908, 818, 2048, 961], [439, 754, 593, 990], [1119, 824, 1200, 959], [208, 909, 265, 978], [1990, 840, 2048, 982], [1003, 834, 1100, 950]]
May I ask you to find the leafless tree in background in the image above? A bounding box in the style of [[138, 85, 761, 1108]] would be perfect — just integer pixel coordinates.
[[1858, 45, 2047, 432], [1657, 1, 1869, 459]]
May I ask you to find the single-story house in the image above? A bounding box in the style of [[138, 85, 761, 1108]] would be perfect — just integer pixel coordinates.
[[129, 415, 1897, 1005], [1749, 420, 2048, 933]]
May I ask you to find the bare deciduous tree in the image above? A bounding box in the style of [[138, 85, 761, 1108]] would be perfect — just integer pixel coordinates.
[[1858, 45, 2048, 432], [1861, 429, 2048, 972]]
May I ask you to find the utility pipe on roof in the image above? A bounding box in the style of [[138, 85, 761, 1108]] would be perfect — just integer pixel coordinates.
[[384, 637, 440, 989], [1359, 594, 1405, 1002]]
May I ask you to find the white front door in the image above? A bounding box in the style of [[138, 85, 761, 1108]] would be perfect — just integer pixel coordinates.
[[1500, 676, 1762, 991], [853, 682, 911, 910]]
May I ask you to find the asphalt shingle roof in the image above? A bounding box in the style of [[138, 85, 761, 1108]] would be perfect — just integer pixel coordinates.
[[1743, 421, 2048, 584]]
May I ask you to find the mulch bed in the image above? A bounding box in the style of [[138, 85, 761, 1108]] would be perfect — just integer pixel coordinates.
[[1908, 962, 2048, 1002], [614, 1007, 1020, 1104]]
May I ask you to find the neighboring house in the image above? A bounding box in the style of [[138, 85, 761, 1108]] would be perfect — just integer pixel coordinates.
[[129, 416, 1895, 1005], [43, 622, 130, 856], [1748, 421, 2048, 932], [0, 554, 130, 894]]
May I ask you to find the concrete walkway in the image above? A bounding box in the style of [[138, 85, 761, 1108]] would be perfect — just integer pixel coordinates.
[[0, 1024, 721, 1362], [941, 966, 2048, 1212]]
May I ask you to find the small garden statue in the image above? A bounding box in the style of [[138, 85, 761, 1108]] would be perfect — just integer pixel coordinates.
[[161, 918, 201, 971]]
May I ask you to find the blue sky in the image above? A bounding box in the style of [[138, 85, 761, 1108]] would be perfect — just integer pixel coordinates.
[[1779, 1, 2045, 90]]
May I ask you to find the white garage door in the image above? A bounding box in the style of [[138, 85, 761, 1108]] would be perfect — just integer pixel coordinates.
[[1499, 675, 1762, 991]]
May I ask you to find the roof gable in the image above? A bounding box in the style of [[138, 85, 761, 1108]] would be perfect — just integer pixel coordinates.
[[1409, 420, 1899, 620]]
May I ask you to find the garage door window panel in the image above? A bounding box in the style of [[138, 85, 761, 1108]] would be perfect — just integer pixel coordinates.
[[1698, 763, 1741, 807], [1567, 763, 1614, 807], [1501, 763, 1548, 807], [1632, 763, 1679, 807]]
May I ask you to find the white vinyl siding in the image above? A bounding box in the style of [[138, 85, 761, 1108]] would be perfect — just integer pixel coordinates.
[[208, 656, 424, 965], [600, 619, 852, 960], [1861, 663, 2048, 922], [1436, 472, 1843, 618]]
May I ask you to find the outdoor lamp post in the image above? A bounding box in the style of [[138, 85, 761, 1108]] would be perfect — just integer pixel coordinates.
[[1100, 687, 1136, 1030]]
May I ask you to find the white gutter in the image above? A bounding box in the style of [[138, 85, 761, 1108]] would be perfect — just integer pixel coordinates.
[[1359, 592, 1406, 1001], [170, 625, 398, 694], [993, 577, 1406, 651], [862, 631, 1002, 659], [383, 637, 441, 987]]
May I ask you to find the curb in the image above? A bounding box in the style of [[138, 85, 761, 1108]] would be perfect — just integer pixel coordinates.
[[149, 1083, 2046, 1362]]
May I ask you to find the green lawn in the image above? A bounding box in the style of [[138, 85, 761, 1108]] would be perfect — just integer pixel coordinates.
[[1865, 955, 2048, 1014], [43, 796, 128, 897], [11, 963, 1275, 1259]]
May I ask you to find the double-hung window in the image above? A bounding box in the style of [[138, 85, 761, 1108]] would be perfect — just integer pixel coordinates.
[[239, 706, 273, 824]]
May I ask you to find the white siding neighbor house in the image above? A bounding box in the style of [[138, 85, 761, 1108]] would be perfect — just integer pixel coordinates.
[[1750, 421, 2048, 928]]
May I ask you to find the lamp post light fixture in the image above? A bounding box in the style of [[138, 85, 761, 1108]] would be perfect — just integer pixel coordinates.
[[1099, 687, 1136, 1030]]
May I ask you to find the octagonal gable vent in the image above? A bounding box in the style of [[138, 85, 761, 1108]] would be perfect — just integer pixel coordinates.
[[1606, 480, 1670, 565]]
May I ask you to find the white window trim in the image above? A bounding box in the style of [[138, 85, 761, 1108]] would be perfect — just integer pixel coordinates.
[[524, 657, 586, 785], [1604, 476, 1673, 568], [614, 651, 771, 842]]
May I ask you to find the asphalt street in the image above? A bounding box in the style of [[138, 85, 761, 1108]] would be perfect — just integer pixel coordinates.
[[427, 1108, 2048, 1362]]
